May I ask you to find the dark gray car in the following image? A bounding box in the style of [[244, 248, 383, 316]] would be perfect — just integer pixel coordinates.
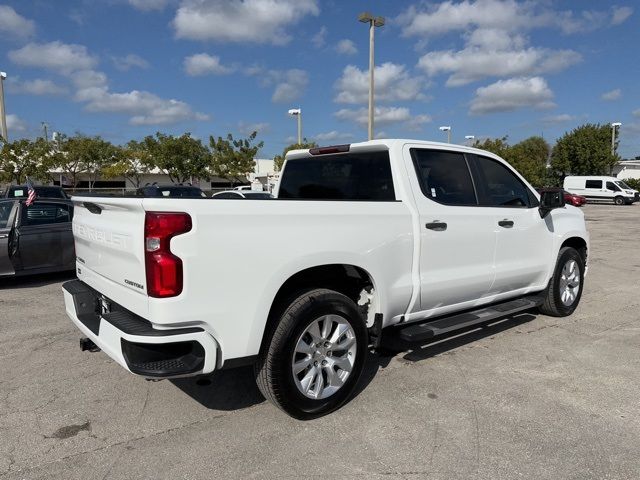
[[0, 199, 75, 278]]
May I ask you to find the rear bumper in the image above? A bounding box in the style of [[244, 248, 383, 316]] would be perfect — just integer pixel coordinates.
[[62, 280, 217, 378]]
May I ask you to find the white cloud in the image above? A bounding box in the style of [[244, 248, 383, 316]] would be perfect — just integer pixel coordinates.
[[128, 0, 170, 11], [7, 78, 68, 96], [246, 67, 309, 103], [184, 53, 234, 76], [172, 0, 319, 44], [0, 5, 35, 39], [238, 121, 270, 135], [9, 41, 97, 74], [312, 26, 327, 48], [335, 39, 357, 56], [397, 1, 632, 38], [335, 63, 427, 104], [611, 6, 633, 25], [417, 47, 581, 87], [470, 77, 555, 115], [334, 106, 430, 131], [111, 54, 150, 71], [542, 114, 575, 124], [313, 131, 354, 142], [6, 114, 27, 133], [79, 88, 209, 125], [601, 88, 621, 101]]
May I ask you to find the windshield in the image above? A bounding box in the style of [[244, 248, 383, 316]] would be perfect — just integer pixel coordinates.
[[0, 201, 14, 228], [615, 181, 632, 190]]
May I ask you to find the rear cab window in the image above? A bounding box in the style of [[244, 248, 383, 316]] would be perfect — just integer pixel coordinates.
[[278, 150, 395, 201]]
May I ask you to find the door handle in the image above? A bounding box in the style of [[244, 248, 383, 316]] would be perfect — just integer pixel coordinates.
[[498, 219, 514, 228], [425, 221, 447, 231]]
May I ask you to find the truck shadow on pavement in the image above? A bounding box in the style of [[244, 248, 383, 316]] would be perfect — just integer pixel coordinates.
[[172, 312, 537, 413], [0, 271, 76, 290]]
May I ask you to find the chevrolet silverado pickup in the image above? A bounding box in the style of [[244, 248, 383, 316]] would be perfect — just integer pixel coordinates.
[[62, 139, 589, 419]]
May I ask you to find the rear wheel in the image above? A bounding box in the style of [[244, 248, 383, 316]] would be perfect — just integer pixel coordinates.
[[614, 196, 625, 205], [538, 247, 585, 317], [255, 289, 368, 419]]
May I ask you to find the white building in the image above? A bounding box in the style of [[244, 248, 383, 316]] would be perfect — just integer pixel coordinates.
[[613, 160, 640, 180]]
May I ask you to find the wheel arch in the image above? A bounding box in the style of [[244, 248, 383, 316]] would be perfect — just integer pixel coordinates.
[[259, 264, 378, 353], [560, 236, 588, 266]]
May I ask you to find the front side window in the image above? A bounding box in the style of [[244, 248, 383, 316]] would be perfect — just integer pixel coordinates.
[[21, 203, 72, 226], [278, 151, 395, 201], [475, 156, 531, 208], [585, 180, 602, 189], [606, 181, 621, 192], [410, 149, 477, 206]]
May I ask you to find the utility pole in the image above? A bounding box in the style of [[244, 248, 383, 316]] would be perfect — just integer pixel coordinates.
[[0, 72, 8, 142], [611, 122, 621, 156], [42, 122, 49, 142], [288, 108, 302, 145], [358, 12, 385, 141]]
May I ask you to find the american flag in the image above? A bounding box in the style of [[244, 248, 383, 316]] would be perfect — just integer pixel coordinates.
[[25, 177, 36, 207]]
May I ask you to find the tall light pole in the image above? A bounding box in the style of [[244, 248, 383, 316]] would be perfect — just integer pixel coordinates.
[[288, 108, 302, 145], [465, 135, 475, 146], [439, 125, 451, 143], [0, 72, 7, 142], [611, 122, 622, 156], [358, 12, 385, 141]]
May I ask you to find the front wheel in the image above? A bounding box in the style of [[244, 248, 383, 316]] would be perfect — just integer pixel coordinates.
[[614, 196, 625, 205], [538, 247, 585, 317], [255, 289, 368, 419]]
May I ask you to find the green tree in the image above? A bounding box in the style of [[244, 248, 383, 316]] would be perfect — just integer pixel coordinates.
[[143, 132, 209, 184], [0, 138, 52, 184], [273, 139, 318, 171], [209, 131, 264, 185], [472, 136, 510, 159], [550, 123, 618, 178], [103, 140, 154, 188]]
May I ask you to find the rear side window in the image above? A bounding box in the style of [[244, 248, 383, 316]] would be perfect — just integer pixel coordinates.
[[410, 149, 477, 206], [586, 180, 602, 189], [21, 203, 72, 226], [474, 156, 531, 207], [278, 151, 395, 201]]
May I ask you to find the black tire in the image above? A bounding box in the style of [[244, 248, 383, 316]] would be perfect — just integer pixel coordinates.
[[614, 196, 625, 205], [255, 289, 368, 419], [538, 247, 585, 317]]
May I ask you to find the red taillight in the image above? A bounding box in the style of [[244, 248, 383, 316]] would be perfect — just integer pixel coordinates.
[[144, 212, 192, 298]]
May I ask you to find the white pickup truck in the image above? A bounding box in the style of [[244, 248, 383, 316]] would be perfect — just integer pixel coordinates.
[[63, 139, 589, 419]]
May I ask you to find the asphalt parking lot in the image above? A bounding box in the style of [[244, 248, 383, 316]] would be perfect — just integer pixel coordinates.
[[1, 203, 639, 480]]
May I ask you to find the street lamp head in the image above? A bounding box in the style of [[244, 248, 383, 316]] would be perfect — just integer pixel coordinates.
[[0, 72, 6, 79], [358, 12, 373, 23], [439, 126, 451, 132], [465, 135, 475, 139], [373, 16, 385, 27], [288, 108, 301, 116], [611, 122, 622, 127]]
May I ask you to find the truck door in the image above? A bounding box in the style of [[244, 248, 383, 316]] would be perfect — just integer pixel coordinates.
[[471, 154, 553, 294], [0, 200, 17, 276], [16, 202, 72, 270], [404, 146, 497, 312]]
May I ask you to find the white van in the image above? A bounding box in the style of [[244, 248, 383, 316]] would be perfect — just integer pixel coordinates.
[[564, 176, 639, 205]]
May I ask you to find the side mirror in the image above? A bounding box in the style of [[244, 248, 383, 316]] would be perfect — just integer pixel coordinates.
[[539, 189, 565, 218]]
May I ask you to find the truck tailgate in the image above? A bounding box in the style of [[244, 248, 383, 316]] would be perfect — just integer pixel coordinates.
[[72, 197, 149, 317]]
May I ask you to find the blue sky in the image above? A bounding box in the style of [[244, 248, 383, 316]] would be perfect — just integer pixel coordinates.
[[1, 0, 639, 158]]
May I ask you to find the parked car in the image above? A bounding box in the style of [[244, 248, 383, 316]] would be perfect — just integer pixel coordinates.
[[212, 190, 274, 199], [537, 188, 586, 207], [3, 185, 69, 200], [135, 184, 207, 198], [62, 139, 588, 418], [564, 176, 639, 205], [0, 199, 75, 278]]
